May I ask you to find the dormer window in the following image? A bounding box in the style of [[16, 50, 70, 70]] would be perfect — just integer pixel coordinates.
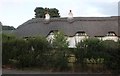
[[75, 31, 87, 36], [107, 31, 116, 36], [48, 30, 58, 36], [47, 30, 58, 43], [103, 31, 118, 42], [49, 32, 54, 35]]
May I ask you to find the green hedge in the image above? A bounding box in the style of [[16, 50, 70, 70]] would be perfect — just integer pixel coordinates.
[[2, 34, 120, 73]]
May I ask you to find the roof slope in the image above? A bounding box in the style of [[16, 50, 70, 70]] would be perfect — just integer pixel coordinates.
[[14, 16, 119, 37]]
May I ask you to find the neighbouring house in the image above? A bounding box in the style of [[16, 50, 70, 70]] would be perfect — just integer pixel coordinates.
[[1, 24, 15, 34]]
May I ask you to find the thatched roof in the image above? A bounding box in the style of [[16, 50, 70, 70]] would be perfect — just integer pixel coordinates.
[[14, 16, 119, 37]]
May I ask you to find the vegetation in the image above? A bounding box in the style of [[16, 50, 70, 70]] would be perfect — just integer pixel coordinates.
[[51, 31, 69, 71], [2, 33, 120, 74], [34, 7, 60, 18]]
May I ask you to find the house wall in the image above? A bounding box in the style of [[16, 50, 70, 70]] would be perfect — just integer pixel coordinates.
[[102, 36, 118, 42], [47, 34, 119, 48]]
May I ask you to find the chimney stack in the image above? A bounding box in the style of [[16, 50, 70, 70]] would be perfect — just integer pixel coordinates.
[[68, 10, 73, 19], [45, 12, 50, 20], [45, 8, 50, 20]]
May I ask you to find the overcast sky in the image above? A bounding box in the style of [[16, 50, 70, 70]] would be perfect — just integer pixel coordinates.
[[0, 0, 120, 28]]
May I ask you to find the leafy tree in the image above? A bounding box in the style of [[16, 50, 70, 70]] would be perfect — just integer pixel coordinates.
[[52, 31, 68, 49], [48, 8, 60, 18], [34, 7, 60, 18], [51, 31, 69, 71]]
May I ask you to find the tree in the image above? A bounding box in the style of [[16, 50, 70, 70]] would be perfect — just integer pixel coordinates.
[[52, 31, 68, 49], [51, 31, 69, 71], [34, 7, 60, 18]]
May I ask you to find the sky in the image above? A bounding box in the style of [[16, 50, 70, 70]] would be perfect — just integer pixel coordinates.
[[0, 0, 120, 28]]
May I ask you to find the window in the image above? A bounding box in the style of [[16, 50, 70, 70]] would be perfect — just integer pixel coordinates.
[[106, 31, 116, 36], [47, 30, 58, 43], [75, 31, 87, 36]]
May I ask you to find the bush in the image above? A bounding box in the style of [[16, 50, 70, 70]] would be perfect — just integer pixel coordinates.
[[2, 33, 120, 73], [102, 40, 120, 74], [75, 39, 120, 73], [16, 36, 51, 68], [2, 34, 16, 65]]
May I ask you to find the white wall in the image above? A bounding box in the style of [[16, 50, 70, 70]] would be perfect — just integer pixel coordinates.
[[67, 37, 76, 48], [67, 36, 89, 48], [46, 34, 119, 48], [102, 36, 118, 42]]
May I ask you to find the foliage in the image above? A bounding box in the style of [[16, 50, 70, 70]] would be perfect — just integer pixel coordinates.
[[2, 34, 16, 41], [75, 39, 120, 73], [51, 31, 69, 71], [2, 35, 51, 68], [102, 40, 120, 74], [16, 36, 51, 68], [2, 34, 17, 65], [28, 36, 51, 66], [52, 31, 68, 49], [2, 33, 120, 73], [75, 38, 104, 63], [51, 51, 69, 71], [75, 38, 107, 72], [34, 7, 60, 18]]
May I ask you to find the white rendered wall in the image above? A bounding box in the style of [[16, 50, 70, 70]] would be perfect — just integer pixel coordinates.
[[66, 36, 88, 48], [102, 36, 118, 42], [67, 37, 76, 48], [46, 34, 119, 48]]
